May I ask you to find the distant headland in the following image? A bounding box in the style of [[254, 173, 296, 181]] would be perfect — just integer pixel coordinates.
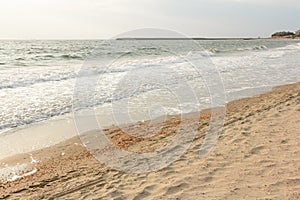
[[271, 29, 300, 39], [116, 29, 300, 41]]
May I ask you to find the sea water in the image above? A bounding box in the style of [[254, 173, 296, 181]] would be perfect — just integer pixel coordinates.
[[0, 39, 300, 133]]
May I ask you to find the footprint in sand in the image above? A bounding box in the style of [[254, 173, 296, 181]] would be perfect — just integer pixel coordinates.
[[250, 146, 265, 154], [133, 185, 156, 200], [164, 182, 189, 196]]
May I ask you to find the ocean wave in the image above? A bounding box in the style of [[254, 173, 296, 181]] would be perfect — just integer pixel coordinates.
[[61, 54, 83, 59], [15, 62, 28, 66], [0, 107, 72, 130], [0, 73, 77, 90], [186, 50, 215, 57], [277, 43, 300, 50], [208, 48, 222, 53], [1, 39, 300, 134], [15, 57, 25, 61], [137, 47, 159, 51], [236, 45, 268, 52], [206, 45, 268, 54], [253, 45, 268, 50], [43, 54, 55, 58], [33, 54, 56, 60], [0, 43, 281, 91], [0, 72, 204, 131], [0, 67, 129, 90]]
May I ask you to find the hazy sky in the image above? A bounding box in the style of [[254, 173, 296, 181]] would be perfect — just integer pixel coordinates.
[[0, 0, 299, 39]]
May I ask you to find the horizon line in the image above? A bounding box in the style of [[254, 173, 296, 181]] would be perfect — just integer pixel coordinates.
[[0, 37, 270, 41]]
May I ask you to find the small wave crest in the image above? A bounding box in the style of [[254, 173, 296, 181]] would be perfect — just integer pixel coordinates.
[[61, 54, 83, 59], [277, 43, 300, 50], [206, 45, 268, 55], [137, 47, 159, 51], [43, 54, 55, 58], [237, 45, 268, 51], [208, 48, 222, 53], [253, 45, 268, 50], [15, 57, 25, 61]]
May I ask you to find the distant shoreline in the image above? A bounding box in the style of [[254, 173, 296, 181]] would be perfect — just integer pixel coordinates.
[[116, 37, 300, 41]]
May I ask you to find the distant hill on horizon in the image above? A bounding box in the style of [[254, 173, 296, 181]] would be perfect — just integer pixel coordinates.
[[271, 29, 300, 38]]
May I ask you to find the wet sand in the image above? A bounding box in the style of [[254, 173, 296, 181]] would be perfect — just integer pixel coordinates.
[[1, 82, 300, 199]]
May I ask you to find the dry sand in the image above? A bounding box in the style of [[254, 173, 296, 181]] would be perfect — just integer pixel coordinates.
[[0, 82, 300, 199]]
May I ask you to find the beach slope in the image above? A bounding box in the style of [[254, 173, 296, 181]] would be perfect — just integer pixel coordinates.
[[1, 82, 300, 199]]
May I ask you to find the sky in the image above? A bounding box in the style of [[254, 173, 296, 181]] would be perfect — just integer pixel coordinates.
[[0, 0, 299, 39]]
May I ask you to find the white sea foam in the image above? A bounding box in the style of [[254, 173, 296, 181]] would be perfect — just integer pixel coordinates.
[[8, 168, 38, 182]]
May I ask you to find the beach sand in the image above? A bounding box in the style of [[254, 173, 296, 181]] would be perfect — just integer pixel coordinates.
[[1, 82, 300, 199]]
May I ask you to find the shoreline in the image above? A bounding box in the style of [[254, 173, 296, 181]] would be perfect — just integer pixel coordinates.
[[116, 37, 300, 41], [0, 84, 275, 162], [1, 81, 300, 199]]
